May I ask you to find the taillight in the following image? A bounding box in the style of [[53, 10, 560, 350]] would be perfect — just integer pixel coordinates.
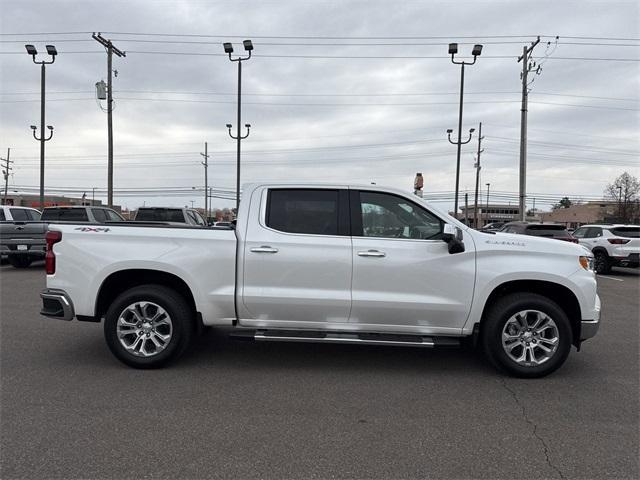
[[608, 238, 630, 245], [45, 230, 62, 275]]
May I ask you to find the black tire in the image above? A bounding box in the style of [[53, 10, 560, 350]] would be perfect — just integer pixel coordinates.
[[9, 256, 33, 268], [594, 250, 612, 274], [104, 285, 195, 369], [481, 293, 572, 378]]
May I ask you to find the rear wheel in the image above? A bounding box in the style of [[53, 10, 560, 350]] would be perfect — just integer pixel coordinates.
[[9, 256, 33, 268], [594, 251, 612, 274], [482, 293, 572, 378], [104, 285, 195, 369]]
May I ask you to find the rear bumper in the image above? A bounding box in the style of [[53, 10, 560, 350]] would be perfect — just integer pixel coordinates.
[[580, 294, 601, 341], [40, 289, 75, 321], [1, 244, 46, 258], [612, 252, 639, 267]]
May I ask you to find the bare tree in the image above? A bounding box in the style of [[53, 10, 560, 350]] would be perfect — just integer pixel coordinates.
[[604, 172, 640, 223]]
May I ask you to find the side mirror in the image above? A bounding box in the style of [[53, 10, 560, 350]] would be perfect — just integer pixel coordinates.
[[442, 224, 465, 254]]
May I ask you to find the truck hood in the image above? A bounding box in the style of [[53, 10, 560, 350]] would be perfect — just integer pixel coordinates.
[[470, 230, 591, 257]]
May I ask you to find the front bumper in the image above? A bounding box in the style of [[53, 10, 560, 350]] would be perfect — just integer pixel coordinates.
[[580, 294, 601, 341], [40, 289, 75, 321]]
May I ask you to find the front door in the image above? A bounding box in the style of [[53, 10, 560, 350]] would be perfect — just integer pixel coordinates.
[[349, 190, 476, 334], [241, 187, 352, 327]]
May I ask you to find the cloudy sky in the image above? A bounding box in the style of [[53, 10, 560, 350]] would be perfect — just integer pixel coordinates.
[[0, 0, 638, 212]]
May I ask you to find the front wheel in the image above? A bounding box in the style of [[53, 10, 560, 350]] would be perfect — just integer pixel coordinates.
[[481, 293, 572, 378], [104, 285, 195, 369], [594, 251, 612, 274]]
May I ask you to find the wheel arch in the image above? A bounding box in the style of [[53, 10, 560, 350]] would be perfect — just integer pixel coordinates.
[[479, 280, 582, 348], [95, 269, 198, 320], [592, 246, 608, 255]]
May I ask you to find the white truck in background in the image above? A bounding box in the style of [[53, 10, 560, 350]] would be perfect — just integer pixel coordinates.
[[40, 183, 601, 377]]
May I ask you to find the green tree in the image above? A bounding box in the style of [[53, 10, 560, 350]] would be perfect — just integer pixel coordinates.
[[552, 197, 573, 211]]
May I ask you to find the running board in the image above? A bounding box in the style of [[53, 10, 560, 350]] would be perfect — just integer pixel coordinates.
[[230, 330, 460, 348]]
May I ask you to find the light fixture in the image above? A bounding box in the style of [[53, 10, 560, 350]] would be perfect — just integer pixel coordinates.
[[223, 43, 234, 54], [243, 39, 253, 51], [25, 44, 37, 56], [45, 45, 58, 56], [448, 43, 458, 55], [472, 44, 483, 56]]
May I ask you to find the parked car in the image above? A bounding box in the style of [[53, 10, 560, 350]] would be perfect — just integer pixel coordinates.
[[40, 184, 600, 378], [0, 206, 46, 267], [134, 207, 207, 226], [572, 224, 640, 274], [481, 222, 505, 232], [500, 222, 578, 243], [41, 206, 124, 223]]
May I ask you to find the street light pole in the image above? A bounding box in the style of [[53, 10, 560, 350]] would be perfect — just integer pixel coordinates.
[[224, 40, 253, 213], [200, 142, 209, 219], [447, 42, 483, 218], [25, 44, 56, 209]]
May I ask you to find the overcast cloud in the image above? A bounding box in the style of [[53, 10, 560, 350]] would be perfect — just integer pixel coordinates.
[[0, 0, 638, 211]]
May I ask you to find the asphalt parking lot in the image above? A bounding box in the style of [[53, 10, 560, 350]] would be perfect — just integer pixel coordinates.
[[1, 264, 638, 479]]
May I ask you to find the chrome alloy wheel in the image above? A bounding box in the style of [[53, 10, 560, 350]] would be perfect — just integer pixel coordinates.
[[116, 302, 173, 357], [501, 310, 559, 367]]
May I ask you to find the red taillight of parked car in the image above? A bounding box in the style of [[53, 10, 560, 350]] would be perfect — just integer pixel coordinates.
[[608, 238, 631, 245], [45, 230, 62, 275]]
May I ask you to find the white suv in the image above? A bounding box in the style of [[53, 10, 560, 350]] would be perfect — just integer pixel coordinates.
[[572, 224, 640, 274]]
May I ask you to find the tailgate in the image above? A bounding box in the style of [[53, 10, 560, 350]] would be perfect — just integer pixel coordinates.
[[0, 222, 48, 247]]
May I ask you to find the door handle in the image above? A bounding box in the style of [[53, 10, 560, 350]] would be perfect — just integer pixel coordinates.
[[357, 249, 386, 257], [250, 246, 279, 253]]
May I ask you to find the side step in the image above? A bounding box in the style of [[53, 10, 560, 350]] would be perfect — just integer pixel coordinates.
[[229, 329, 460, 348]]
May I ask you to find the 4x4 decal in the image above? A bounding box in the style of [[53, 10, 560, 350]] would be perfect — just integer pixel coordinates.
[[74, 227, 111, 233]]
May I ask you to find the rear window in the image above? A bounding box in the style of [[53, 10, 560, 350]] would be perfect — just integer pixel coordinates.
[[525, 225, 569, 237], [266, 189, 339, 235], [10, 208, 40, 221], [136, 209, 185, 222], [610, 227, 640, 238], [41, 208, 89, 222]]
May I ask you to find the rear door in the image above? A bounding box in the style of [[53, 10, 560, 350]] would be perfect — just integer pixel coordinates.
[[349, 190, 475, 333], [241, 187, 352, 325]]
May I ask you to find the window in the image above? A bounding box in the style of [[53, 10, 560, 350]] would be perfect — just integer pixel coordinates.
[[9, 208, 30, 221], [106, 209, 124, 221], [192, 211, 206, 226], [136, 209, 184, 222], [266, 189, 339, 235], [586, 227, 603, 238], [0, 210, 5, 221], [92, 208, 107, 223], [42, 208, 89, 222], [525, 225, 570, 238], [356, 191, 443, 240], [573, 227, 587, 238], [610, 227, 640, 238]]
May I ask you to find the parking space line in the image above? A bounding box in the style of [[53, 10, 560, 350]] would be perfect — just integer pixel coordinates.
[[597, 275, 624, 282]]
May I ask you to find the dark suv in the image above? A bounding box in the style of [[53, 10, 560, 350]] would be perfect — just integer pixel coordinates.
[[499, 222, 578, 243]]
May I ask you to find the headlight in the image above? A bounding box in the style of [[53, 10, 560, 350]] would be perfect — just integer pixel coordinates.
[[579, 256, 594, 271]]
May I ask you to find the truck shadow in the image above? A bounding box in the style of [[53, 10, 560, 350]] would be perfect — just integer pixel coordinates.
[[180, 327, 496, 377]]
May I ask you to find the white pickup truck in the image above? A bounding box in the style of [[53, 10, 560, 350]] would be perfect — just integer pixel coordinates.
[[40, 184, 601, 377]]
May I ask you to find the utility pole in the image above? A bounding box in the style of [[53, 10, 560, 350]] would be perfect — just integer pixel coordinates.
[[485, 183, 491, 226], [93, 32, 126, 208], [473, 122, 484, 228], [517, 36, 541, 221], [1, 148, 12, 205], [200, 142, 209, 220], [464, 193, 469, 225]]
